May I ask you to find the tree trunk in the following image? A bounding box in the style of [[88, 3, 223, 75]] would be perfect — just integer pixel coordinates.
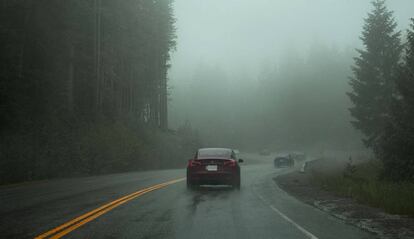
[[67, 44, 74, 113], [94, 0, 102, 112]]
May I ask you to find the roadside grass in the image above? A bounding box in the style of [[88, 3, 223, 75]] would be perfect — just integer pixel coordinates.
[[311, 160, 414, 216]]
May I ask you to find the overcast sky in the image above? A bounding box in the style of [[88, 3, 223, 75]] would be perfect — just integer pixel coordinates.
[[169, 0, 414, 84]]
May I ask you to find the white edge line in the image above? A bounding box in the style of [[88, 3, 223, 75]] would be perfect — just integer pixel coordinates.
[[269, 205, 319, 239], [258, 194, 319, 239]]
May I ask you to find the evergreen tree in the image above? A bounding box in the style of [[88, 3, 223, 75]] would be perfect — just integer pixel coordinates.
[[347, 0, 402, 149], [379, 18, 414, 181], [0, 0, 178, 183]]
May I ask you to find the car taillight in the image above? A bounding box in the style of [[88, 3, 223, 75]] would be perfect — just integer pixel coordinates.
[[224, 160, 236, 167], [188, 160, 202, 167]]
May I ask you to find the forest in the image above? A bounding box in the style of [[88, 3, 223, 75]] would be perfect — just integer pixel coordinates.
[[171, 45, 358, 152], [170, 0, 414, 182], [0, 0, 413, 184], [348, 1, 414, 181], [0, 0, 200, 184]]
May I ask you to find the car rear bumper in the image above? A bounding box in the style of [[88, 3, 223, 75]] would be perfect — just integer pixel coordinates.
[[187, 171, 237, 185]]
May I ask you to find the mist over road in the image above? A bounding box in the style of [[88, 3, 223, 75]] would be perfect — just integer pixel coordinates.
[[0, 155, 373, 239], [1, 1, 414, 238]]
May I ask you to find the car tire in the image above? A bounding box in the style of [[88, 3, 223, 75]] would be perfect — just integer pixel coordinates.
[[233, 176, 241, 190], [187, 178, 196, 190]]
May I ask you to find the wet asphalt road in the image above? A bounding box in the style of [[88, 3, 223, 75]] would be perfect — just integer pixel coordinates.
[[0, 154, 375, 239]]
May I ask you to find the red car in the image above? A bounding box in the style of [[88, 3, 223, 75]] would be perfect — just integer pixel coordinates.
[[186, 148, 243, 189]]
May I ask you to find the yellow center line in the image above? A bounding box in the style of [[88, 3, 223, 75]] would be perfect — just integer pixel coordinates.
[[34, 178, 185, 239]]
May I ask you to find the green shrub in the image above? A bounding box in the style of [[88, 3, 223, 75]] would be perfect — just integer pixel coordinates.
[[312, 160, 414, 216], [0, 120, 201, 185]]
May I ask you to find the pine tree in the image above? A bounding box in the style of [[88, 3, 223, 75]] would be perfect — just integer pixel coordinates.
[[379, 18, 414, 181], [347, 0, 402, 149]]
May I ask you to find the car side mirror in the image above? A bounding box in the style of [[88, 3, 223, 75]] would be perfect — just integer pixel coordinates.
[[238, 159, 244, 163]]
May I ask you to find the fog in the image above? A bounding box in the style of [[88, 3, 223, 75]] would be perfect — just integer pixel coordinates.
[[168, 0, 414, 151]]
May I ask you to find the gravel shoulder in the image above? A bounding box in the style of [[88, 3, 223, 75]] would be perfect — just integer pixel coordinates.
[[275, 171, 414, 239]]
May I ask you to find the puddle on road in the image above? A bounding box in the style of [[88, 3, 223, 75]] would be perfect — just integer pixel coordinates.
[[187, 186, 239, 213]]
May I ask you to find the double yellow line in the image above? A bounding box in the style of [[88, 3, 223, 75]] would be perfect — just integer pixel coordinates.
[[35, 178, 185, 239]]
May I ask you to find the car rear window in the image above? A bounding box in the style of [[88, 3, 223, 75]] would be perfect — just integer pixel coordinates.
[[197, 148, 231, 159]]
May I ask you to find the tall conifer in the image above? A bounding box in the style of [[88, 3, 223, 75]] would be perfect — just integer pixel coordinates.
[[348, 0, 402, 148]]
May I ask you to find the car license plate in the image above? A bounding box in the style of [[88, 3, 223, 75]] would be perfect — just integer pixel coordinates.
[[206, 165, 218, 171]]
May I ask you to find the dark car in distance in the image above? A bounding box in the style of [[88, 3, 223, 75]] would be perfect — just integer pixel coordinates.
[[187, 148, 243, 189], [274, 155, 295, 168]]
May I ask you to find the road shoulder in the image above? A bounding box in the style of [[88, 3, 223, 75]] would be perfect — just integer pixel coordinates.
[[275, 171, 414, 239]]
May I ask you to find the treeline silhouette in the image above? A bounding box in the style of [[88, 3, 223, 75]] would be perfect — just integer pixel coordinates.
[[0, 0, 200, 184]]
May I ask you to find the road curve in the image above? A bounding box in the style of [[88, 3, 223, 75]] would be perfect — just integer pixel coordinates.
[[0, 154, 374, 239]]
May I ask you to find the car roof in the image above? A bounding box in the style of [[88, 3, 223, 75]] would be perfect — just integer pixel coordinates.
[[199, 147, 232, 151]]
